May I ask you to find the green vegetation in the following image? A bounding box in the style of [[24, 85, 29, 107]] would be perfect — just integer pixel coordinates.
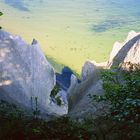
[[30, 97, 41, 119], [46, 56, 80, 77], [91, 70, 140, 139], [0, 70, 140, 139], [46, 56, 65, 73], [0, 100, 93, 140], [0, 11, 3, 29], [0, 12, 3, 16], [1, 98, 139, 140], [0, 100, 24, 119], [50, 84, 62, 106], [50, 84, 60, 98]]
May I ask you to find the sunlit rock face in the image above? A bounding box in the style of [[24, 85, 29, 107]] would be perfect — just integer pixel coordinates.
[[81, 60, 97, 81], [67, 61, 105, 118], [108, 31, 140, 71], [68, 31, 140, 118], [0, 30, 67, 117]]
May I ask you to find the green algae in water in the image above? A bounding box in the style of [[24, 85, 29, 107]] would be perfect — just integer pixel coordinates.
[[0, 0, 140, 73]]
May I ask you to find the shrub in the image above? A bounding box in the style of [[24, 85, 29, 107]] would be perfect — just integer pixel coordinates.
[[0, 12, 3, 16], [50, 84, 60, 98], [0, 101, 93, 140], [91, 70, 140, 139], [93, 70, 140, 123], [50, 84, 62, 106]]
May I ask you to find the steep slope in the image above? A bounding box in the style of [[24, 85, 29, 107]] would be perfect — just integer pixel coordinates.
[[0, 30, 67, 117], [68, 31, 140, 118], [68, 61, 105, 118], [108, 31, 140, 70]]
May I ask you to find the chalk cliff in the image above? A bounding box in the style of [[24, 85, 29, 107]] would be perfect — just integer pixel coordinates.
[[0, 30, 67, 117], [108, 31, 140, 70], [1, 30, 140, 118], [68, 31, 140, 118]]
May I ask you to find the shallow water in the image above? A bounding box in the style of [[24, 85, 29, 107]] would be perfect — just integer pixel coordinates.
[[0, 0, 140, 73]]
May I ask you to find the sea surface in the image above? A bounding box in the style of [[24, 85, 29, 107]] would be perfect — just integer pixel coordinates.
[[0, 0, 140, 73]]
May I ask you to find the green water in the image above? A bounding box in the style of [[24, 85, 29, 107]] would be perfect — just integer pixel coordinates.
[[0, 0, 140, 73]]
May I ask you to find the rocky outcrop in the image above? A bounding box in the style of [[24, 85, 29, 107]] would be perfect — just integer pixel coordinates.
[[68, 31, 140, 118], [1, 29, 140, 119], [0, 30, 67, 117], [67, 61, 105, 118], [108, 31, 140, 71], [81, 60, 97, 81]]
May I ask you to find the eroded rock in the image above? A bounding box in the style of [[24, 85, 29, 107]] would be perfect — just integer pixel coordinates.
[[108, 31, 140, 70], [0, 30, 67, 117], [67, 60, 105, 117], [68, 31, 140, 118]]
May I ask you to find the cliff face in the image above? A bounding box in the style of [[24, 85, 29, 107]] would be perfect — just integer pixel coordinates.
[[67, 61, 105, 118], [0, 30, 67, 117], [108, 31, 140, 70], [68, 31, 140, 118], [0, 30, 140, 118]]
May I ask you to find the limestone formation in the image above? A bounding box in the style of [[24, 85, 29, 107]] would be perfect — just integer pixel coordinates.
[[1, 29, 140, 118], [0, 30, 67, 117], [108, 31, 140, 71], [67, 60, 105, 117], [81, 60, 97, 81], [68, 31, 140, 118]]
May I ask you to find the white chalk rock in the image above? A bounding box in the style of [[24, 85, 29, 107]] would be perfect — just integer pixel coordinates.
[[108, 31, 140, 70], [0, 30, 60, 116]]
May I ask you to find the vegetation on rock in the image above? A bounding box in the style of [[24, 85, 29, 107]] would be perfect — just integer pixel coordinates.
[[0, 100, 93, 140], [0, 70, 140, 139], [91, 69, 140, 139], [0, 12, 3, 16], [50, 84, 62, 106]]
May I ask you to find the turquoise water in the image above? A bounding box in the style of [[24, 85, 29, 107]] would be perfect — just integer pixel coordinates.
[[0, 0, 140, 73]]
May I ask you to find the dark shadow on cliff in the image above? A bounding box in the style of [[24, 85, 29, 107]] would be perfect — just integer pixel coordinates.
[[46, 56, 81, 90], [56, 67, 73, 91]]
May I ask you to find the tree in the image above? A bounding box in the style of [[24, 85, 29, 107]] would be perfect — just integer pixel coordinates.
[[93, 70, 140, 123], [91, 69, 140, 139]]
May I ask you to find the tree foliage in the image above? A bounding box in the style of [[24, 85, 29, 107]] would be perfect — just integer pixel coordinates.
[[50, 84, 62, 106], [93, 70, 140, 124]]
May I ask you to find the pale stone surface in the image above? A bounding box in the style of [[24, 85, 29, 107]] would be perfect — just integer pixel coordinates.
[[108, 42, 123, 67], [81, 60, 107, 81], [67, 60, 105, 117], [0, 30, 66, 116], [68, 31, 140, 118], [67, 74, 78, 98], [81, 60, 97, 81], [68, 80, 105, 118], [1, 29, 140, 118], [108, 31, 140, 70]]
